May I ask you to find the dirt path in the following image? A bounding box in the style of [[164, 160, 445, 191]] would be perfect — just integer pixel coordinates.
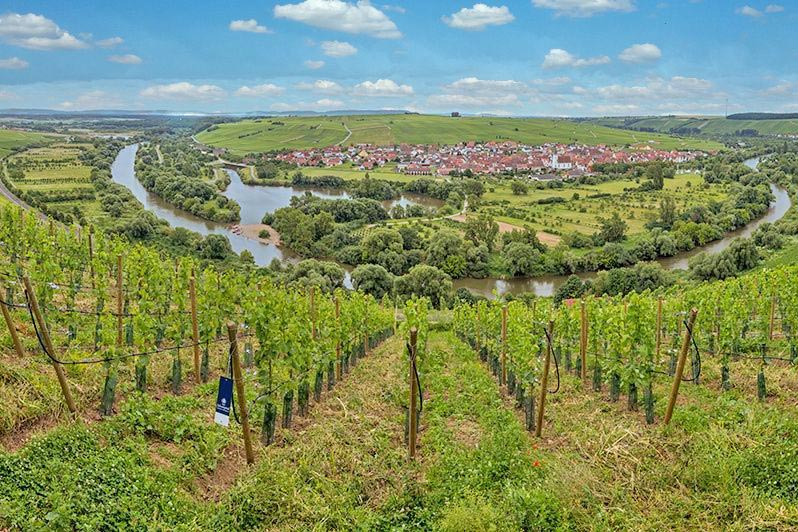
[[337, 123, 353, 146], [448, 213, 562, 245], [232, 223, 281, 245]]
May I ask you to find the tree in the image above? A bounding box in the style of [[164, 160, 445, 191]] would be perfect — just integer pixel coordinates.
[[394, 265, 452, 308], [288, 259, 345, 292], [598, 212, 628, 243], [464, 213, 500, 252], [427, 229, 464, 270], [645, 162, 664, 190], [511, 181, 528, 195], [360, 228, 406, 275], [502, 242, 543, 276], [199, 234, 233, 260], [659, 195, 677, 229], [351, 264, 394, 299], [554, 275, 588, 306]]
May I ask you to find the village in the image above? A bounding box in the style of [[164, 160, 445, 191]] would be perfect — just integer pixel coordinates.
[[274, 141, 704, 179]]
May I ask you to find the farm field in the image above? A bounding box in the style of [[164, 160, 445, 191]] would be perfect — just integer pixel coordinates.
[[477, 172, 726, 236], [0, 129, 52, 158], [4, 144, 100, 223], [196, 114, 724, 155], [592, 115, 798, 137]]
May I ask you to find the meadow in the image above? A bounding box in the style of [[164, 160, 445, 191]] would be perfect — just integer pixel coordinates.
[[0, 129, 52, 158], [196, 114, 724, 155], [592, 116, 798, 137]]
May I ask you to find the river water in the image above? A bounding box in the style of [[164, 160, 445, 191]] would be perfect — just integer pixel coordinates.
[[111, 147, 791, 297]]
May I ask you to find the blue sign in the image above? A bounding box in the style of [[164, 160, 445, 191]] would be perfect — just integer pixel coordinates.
[[215, 376, 233, 427]]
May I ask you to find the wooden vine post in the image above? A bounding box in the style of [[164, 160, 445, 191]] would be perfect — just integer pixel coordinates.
[[580, 300, 588, 380], [335, 296, 342, 381], [408, 326, 419, 459], [23, 276, 77, 414], [768, 294, 776, 341], [189, 275, 200, 383], [227, 322, 255, 465], [655, 297, 663, 359], [116, 255, 124, 348], [536, 320, 555, 437], [87, 225, 95, 289], [664, 308, 699, 425], [0, 281, 25, 358], [500, 305, 508, 386]]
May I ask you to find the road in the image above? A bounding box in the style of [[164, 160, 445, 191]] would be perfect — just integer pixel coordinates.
[[337, 123, 353, 146], [0, 162, 45, 219]]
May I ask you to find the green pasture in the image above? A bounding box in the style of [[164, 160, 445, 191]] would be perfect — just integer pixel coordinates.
[[196, 114, 724, 155]]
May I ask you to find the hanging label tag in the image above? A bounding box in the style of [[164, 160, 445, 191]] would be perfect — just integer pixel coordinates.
[[215, 376, 233, 427]]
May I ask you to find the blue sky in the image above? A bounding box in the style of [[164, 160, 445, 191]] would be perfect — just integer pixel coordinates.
[[0, 0, 796, 116]]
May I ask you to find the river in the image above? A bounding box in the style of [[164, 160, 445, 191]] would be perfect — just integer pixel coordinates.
[[111, 148, 791, 297]]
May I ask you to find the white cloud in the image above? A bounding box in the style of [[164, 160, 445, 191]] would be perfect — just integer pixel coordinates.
[[593, 103, 640, 114], [58, 90, 122, 110], [619, 43, 661, 63], [761, 82, 793, 96], [442, 4, 515, 30], [270, 98, 344, 111], [295, 79, 343, 92], [140, 82, 226, 101], [321, 40, 358, 57], [0, 91, 16, 99], [108, 54, 142, 64], [229, 19, 272, 33], [542, 48, 610, 68], [304, 59, 326, 69], [765, 4, 784, 13], [532, 0, 635, 17], [96, 36, 123, 48], [428, 77, 529, 108], [428, 93, 521, 107], [354, 78, 414, 96], [737, 5, 762, 16], [235, 84, 284, 97], [0, 13, 89, 50], [0, 57, 28, 69], [596, 76, 713, 99], [382, 4, 406, 13], [274, 0, 402, 38]]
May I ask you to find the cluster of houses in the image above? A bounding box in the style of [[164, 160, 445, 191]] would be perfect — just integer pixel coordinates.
[[274, 141, 704, 179]]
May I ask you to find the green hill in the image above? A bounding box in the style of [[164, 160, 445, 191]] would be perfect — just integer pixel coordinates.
[[0, 129, 52, 158], [591, 116, 798, 138], [196, 114, 723, 154]]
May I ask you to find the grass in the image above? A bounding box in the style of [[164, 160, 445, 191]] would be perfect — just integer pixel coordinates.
[[0, 129, 52, 159], [196, 114, 724, 155], [592, 116, 798, 137], [479, 173, 726, 236]]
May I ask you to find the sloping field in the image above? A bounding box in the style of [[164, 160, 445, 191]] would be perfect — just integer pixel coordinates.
[[594, 116, 798, 137], [196, 114, 723, 154], [0, 129, 51, 158]]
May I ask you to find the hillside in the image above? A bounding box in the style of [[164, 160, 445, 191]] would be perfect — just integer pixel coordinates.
[[0, 129, 52, 158], [592, 116, 798, 138], [195, 114, 723, 154]]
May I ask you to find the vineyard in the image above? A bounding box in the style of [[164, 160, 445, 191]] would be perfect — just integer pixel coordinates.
[[1, 202, 798, 529]]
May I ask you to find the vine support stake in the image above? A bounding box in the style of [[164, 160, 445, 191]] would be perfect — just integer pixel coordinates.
[[408, 326, 418, 459], [580, 300, 588, 381], [655, 298, 663, 360], [768, 294, 776, 341], [227, 322, 255, 465], [536, 320, 555, 438], [190, 276, 200, 384], [0, 282, 25, 358], [500, 305, 508, 386], [23, 276, 77, 414], [664, 308, 698, 425], [116, 255, 123, 348], [88, 225, 95, 289], [335, 296, 342, 381]]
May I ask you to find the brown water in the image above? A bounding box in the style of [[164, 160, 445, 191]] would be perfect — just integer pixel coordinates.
[[455, 157, 792, 297], [111, 144, 438, 267]]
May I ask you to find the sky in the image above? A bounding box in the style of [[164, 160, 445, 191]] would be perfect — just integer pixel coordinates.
[[0, 0, 796, 116]]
